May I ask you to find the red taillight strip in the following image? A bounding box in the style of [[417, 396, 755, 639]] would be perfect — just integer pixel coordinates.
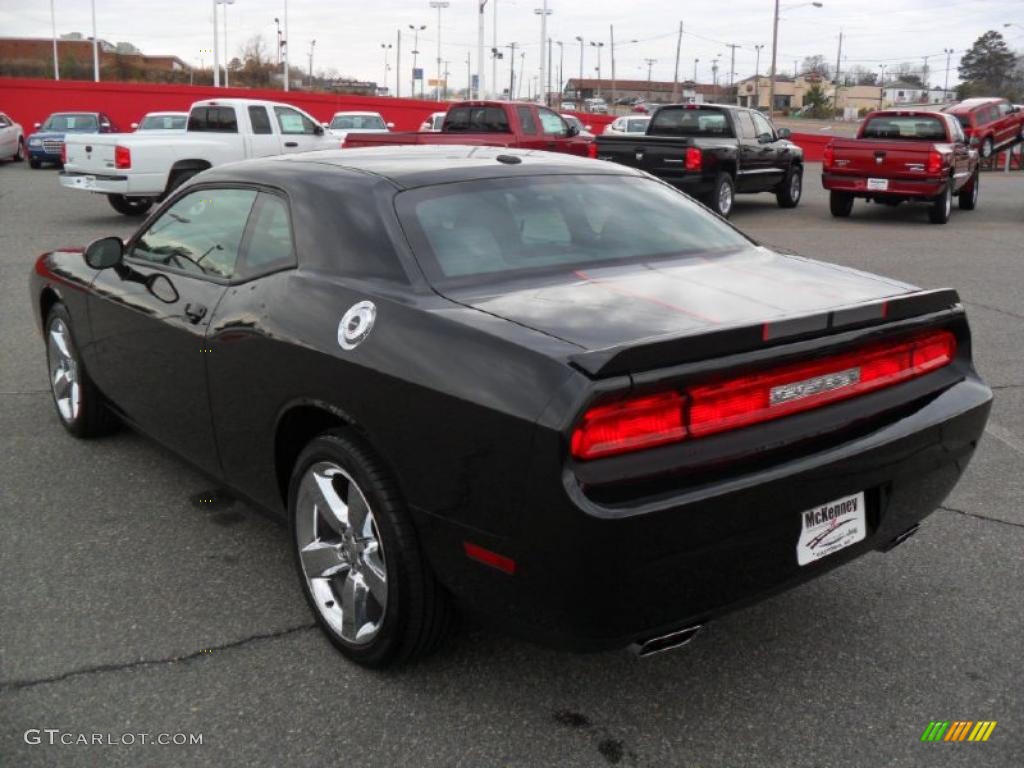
[[463, 542, 516, 575], [570, 330, 956, 460]]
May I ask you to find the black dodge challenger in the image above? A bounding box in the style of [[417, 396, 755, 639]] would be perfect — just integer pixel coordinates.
[[30, 146, 992, 667]]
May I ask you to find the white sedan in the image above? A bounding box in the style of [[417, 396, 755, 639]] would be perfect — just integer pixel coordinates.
[[603, 115, 651, 136], [0, 111, 25, 162], [131, 111, 188, 132], [326, 111, 392, 144], [419, 111, 446, 132]]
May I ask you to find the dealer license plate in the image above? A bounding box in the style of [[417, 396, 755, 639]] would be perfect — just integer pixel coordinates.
[[797, 491, 866, 566], [866, 178, 889, 191], [70, 175, 96, 188]]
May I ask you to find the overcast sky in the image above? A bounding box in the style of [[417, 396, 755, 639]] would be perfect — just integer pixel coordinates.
[[2, 0, 1022, 93]]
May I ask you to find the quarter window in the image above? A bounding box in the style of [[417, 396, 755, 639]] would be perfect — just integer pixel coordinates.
[[274, 106, 317, 135], [131, 188, 257, 280], [248, 106, 273, 134], [240, 194, 295, 276], [516, 107, 538, 135]]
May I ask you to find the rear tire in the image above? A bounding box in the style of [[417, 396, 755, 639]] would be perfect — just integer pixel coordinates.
[[107, 194, 154, 216], [44, 304, 118, 438], [775, 165, 803, 208], [13, 137, 25, 161], [706, 173, 735, 218], [290, 430, 455, 668], [928, 182, 953, 224], [958, 170, 979, 210], [829, 190, 854, 217], [163, 167, 202, 199]]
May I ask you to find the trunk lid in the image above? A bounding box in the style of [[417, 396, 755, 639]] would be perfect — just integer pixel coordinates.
[[441, 246, 921, 368]]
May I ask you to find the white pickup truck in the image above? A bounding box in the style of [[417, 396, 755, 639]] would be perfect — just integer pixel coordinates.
[[60, 98, 337, 215]]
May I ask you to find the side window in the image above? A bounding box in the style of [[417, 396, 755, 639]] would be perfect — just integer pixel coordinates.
[[997, 101, 1012, 117], [130, 188, 257, 280], [538, 108, 568, 136], [274, 106, 317, 135], [751, 111, 776, 140], [516, 106, 538, 135], [188, 107, 238, 133], [248, 106, 273, 135], [949, 118, 965, 144], [736, 111, 757, 140], [239, 193, 295, 277]]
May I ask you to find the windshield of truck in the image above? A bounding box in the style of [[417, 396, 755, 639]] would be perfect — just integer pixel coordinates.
[[862, 115, 947, 140], [330, 114, 387, 130], [43, 114, 99, 132], [397, 174, 750, 283], [443, 107, 511, 132], [648, 107, 733, 137]]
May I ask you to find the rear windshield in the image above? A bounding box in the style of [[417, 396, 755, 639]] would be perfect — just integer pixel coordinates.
[[42, 114, 98, 132], [330, 114, 386, 130], [648, 107, 733, 137], [187, 106, 238, 133], [443, 106, 510, 132], [862, 115, 947, 140], [139, 114, 187, 130], [396, 175, 749, 283]]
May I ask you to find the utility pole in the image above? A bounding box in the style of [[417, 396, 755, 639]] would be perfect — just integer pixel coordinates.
[[768, 0, 779, 117], [943, 48, 954, 94], [576, 36, 584, 99], [381, 43, 392, 95], [753, 44, 764, 107], [283, 0, 289, 91], [492, 1, 498, 99], [50, 0, 60, 80], [519, 50, 526, 99], [644, 58, 656, 102], [921, 55, 929, 89], [610, 25, 617, 107], [274, 17, 281, 67], [534, 0, 551, 104], [834, 29, 843, 113], [430, 1, 450, 102], [466, 52, 471, 98], [212, 0, 220, 87], [477, 1, 487, 98], [556, 41, 564, 99], [308, 39, 316, 87], [672, 21, 682, 101], [694, 58, 699, 83], [443, 59, 451, 100], [508, 42, 518, 102], [547, 37, 553, 105], [396, 29, 401, 97], [410, 25, 426, 98], [727, 43, 740, 103], [91, 0, 99, 82]]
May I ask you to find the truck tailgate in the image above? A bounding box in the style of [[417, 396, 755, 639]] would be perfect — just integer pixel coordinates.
[[595, 135, 693, 174], [829, 139, 937, 178], [63, 134, 119, 173]]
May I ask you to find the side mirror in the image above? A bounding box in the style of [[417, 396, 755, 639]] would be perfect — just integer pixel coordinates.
[[101, 123, 111, 132], [322, 122, 330, 128], [758, 132, 774, 143], [777, 127, 792, 139], [34, 122, 41, 129], [130, 122, 139, 130], [1013, 105, 1021, 113], [84, 236, 124, 269], [585, 124, 592, 131], [386, 122, 395, 129], [566, 122, 580, 137], [313, 124, 324, 136]]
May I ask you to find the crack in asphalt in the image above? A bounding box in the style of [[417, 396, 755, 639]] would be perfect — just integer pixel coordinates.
[[0, 390, 49, 395], [940, 504, 1024, 530], [0, 623, 317, 693], [964, 300, 1024, 323], [991, 384, 1024, 391]]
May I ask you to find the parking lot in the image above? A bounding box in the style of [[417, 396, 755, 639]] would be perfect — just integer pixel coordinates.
[[1, 158, 1022, 768]]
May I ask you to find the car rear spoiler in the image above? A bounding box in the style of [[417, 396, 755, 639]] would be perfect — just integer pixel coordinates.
[[568, 288, 961, 378]]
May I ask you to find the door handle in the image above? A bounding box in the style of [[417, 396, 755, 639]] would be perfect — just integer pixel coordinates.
[[284, 141, 298, 148], [184, 302, 207, 324]]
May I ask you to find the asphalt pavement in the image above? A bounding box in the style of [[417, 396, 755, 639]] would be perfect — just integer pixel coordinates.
[[1, 159, 1022, 768]]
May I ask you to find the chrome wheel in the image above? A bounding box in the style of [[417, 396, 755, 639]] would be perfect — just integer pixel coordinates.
[[718, 180, 733, 216], [944, 185, 952, 217], [790, 171, 802, 202], [47, 318, 80, 423], [295, 462, 387, 645]]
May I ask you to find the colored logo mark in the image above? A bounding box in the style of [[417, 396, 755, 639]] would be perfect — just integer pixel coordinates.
[[920, 721, 997, 742]]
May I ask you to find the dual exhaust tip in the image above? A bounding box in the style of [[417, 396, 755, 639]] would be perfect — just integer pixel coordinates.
[[629, 624, 705, 658]]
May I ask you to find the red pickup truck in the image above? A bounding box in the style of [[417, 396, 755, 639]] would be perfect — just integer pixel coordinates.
[[342, 101, 593, 156], [822, 110, 979, 224]]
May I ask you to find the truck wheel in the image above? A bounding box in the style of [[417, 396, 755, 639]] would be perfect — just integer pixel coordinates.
[[958, 170, 979, 210], [163, 168, 202, 198], [928, 183, 953, 225], [980, 138, 993, 159], [776, 165, 803, 208], [13, 138, 25, 161], [29, 157, 41, 169], [107, 194, 154, 216], [707, 173, 735, 217], [290, 430, 455, 668], [829, 191, 854, 217]]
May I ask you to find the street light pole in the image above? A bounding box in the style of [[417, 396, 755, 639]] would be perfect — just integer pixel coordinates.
[[534, 0, 552, 105], [430, 1, 450, 102], [218, 0, 236, 87], [769, 1, 823, 118], [943, 47, 954, 94], [477, 1, 487, 98], [308, 39, 316, 87], [556, 41, 564, 99], [50, 0, 60, 80], [381, 43, 392, 95], [575, 36, 584, 99], [492, 0, 498, 99], [410, 25, 426, 98], [283, 0, 289, 91], [754, 44, 764, 107], [644, 58, 656, 102], [590, 41, 604, 96], [91, 0, 99, 82], [212, 0, 220, 86], [508, 42, 518, 100]]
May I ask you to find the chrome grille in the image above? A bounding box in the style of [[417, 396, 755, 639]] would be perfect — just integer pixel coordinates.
[[42, 139, 63, 155]]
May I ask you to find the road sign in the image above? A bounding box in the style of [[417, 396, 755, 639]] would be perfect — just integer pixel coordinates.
[[413, 68, 424, 81]]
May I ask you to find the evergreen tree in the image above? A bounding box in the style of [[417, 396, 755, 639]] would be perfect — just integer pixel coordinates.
[[957, 30, 1017, 96]]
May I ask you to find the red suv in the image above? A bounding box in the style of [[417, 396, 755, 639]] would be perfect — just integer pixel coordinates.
[[943, 97, 1024, 158]]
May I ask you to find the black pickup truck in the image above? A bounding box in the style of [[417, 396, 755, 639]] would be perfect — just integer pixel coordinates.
[[594, 104, 804, 217]]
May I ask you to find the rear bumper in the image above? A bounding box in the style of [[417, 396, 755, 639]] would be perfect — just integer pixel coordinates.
[[419, 374, 991, 651], [660, 173, 716, 197], [59, 170, 154, 197], [822, 172, 946, 198]]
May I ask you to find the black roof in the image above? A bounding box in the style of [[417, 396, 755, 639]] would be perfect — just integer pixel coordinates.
[[204, 145, 641, 190]]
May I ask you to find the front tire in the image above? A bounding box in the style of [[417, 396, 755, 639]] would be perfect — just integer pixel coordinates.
[[958, 170, 979, 210], [706, 173, 735, 218], [107, 194, 154, 216], [290, 431, 454, 668], [928, 182, 953, 224], [45, 304, 118, 438], [775, 165, 803, 208], [829, 190, 854, 217]]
